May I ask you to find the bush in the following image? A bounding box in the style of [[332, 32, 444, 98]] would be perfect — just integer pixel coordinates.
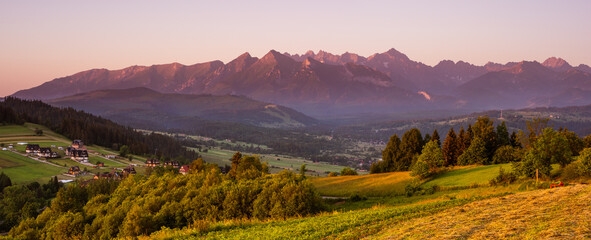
[[328, 172, 339, 177], [349, 194, 367, 202], [489, 167, 517, 186], [578, 148, 591, 177], [492, 146, 522, 164], [340, 167, 358, 176], [410, 160, 430, 179], [561, 161, 581, 180]]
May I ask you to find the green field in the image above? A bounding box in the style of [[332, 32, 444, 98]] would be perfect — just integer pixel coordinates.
[[197, 147, 347, 177], [422, 164, 512, 188], [0, 150, 66, 183], [311, 171, 413, 197]]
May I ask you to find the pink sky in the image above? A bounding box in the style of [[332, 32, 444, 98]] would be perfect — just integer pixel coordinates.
[[1, 0, 590, 96]]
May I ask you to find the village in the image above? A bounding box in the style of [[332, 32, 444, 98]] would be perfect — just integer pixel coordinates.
[[19, 139, 192, 182]]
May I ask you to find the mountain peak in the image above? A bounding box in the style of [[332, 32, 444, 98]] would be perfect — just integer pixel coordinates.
[[542, 57, 572, 72]]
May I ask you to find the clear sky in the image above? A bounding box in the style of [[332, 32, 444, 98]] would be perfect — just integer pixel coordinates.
[[1, 0, 590, 96]]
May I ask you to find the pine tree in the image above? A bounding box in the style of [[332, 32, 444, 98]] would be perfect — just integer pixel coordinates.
[[510, 131, 521, 148], [442, 127, 458, 166], [458, 137, 488, 165], [399, 128, 424, 171], [381, 134, 402, 172], [496, 121, 510, 148], [458, 126, 467, 155], [432, 129, 441, 148]]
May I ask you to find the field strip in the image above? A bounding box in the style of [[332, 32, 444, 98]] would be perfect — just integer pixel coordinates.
[[9, 150, 66, 169], [368, 184, 591, 239]]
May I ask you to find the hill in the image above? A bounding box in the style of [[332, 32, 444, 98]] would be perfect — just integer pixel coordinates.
[[47, 87, 318, 129], [0, 97, 197, 161]]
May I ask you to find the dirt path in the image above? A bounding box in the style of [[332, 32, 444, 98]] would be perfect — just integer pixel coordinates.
[[369, 184, 591, 239]]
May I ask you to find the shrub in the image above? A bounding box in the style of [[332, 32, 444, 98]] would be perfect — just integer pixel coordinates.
[[410, 160, 430, 179], [489, 167, 517, 186], [561, 161, 581, 180], [349, 194, 367, 202], [340, 167, 358, 176], [328, 172, 339, 177], [578, 148, 591, 177], [492, 146, 522, 164]]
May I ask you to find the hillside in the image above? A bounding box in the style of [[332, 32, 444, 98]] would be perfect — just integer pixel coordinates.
[[334, 104, 591, 142], [47, 87, 317, 129]]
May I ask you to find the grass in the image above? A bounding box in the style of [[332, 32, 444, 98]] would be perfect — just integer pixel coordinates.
[[369, 184, 591, 239], [0, 150, 66, 183], [146, 191, 510, 240], [423, 163, 513, 188], [311, 171, 413, 197], [196, 147, 347, 177]]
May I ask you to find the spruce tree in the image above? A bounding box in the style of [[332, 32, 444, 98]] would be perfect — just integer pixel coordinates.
[[496, 121, 510, 148], [399, 128, 424, 171], [442, 127, 458, 166], [380, 134, 402, 172], [432, 129, 441, 148]]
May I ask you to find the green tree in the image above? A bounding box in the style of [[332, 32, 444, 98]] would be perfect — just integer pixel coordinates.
[[410, 160, 430, 179], [399, 128, 424, 171], [457, 137, 488, 165], [492, 145, 522, 164], [0, 172, 12, 192], [577, 148, 591, 177], [583, 134, 591, 148], [472, 116, 497, 162], [340, 167, 358, 176], [510, 131, 521, 148], [417, 141, 444, 172], [300, 164, 307, 177], [377, 134, 402, 173], [516, 128, 572, 178], [559, 129, 584, 156], [496, 121, 510, 148], [457, 126, 468, 155], [119, 145, 130, 157], [442, 128, 458, 166], [431, 129, 441, 148]]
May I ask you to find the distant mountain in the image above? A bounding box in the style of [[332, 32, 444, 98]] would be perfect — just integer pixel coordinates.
[[48, 87, 318, 129], [12, 49, 591, 117], [456, 61, 591, 109]]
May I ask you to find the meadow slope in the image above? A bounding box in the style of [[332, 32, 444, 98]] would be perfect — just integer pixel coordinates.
[[370, 184, 591, 239]]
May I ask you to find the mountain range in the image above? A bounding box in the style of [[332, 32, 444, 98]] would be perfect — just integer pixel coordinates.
[[12, 48, 591, 117]]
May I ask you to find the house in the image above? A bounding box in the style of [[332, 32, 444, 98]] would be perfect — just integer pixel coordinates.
[[145, 158, 161, 167], [93, 171, 121, 180], [123, 166, 136, 175], [179, 165, 190, 175], [25, 144, 40, 153], [72, 140, 84, 149], [38, 147, 53, 158], [65, 147, 75, 156], [71, 150, 89, 162], [68, 166, 81, 176], [163, 161, 180, 168]]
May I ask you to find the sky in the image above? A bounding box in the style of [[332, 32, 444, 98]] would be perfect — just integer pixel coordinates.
[[1, 0, 590, 96]]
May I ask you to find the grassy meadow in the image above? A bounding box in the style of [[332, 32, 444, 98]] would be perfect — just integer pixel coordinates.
[[310, 171, 413, 197]]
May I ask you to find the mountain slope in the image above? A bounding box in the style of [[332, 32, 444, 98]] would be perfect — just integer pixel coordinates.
[[47, 87, 318, 128]]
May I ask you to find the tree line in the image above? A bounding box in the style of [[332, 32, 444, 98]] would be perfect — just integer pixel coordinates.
[[0, 97, 197, 161], [372, 116, 591, 179]]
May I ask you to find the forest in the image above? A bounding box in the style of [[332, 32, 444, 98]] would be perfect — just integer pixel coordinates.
[[0, 97, 197, 161]]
